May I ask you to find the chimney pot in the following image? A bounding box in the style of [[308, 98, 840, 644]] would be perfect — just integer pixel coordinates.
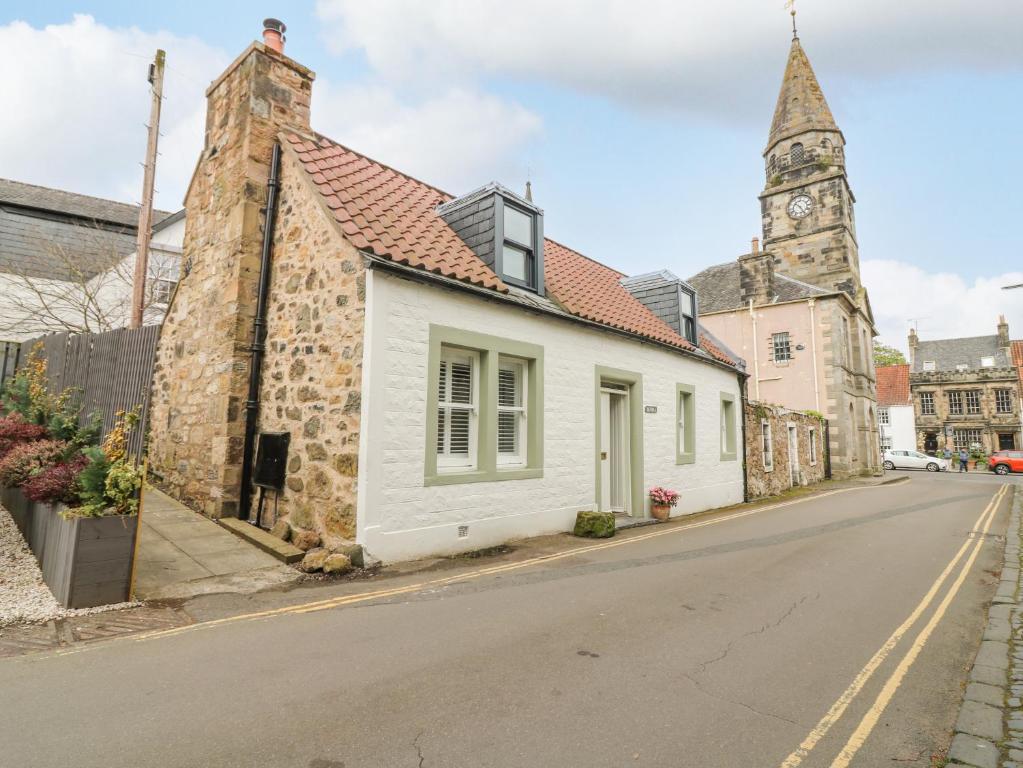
[[263, 18, 286, 54], [751, 236, 760, 254]]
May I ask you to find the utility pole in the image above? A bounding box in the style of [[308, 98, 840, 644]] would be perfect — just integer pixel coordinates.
[[130, 49, 165, 328]]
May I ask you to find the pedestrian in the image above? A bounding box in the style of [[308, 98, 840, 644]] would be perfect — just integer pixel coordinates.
[[958, 448, 969, 472], [943, 447, 952, 462]]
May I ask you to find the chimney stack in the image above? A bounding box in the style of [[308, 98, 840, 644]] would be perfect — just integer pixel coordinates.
[[263, 18, 286, 54], [751, 236, 760, 254], [998, 314, 1010, 350], [908, 327, 919, 365]]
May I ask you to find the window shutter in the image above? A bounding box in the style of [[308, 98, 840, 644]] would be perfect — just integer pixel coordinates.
[[498, 365, 520, 455]]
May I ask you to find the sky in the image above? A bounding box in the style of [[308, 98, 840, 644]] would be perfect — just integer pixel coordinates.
[[2, 1, 1022, 352]]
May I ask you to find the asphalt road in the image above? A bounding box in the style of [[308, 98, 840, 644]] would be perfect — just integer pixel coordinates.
[[0, 473, 1011, 768]]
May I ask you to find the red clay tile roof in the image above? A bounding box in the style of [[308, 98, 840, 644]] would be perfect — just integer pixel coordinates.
[[286, 134, 506, 292], [1012, 340, 1023, 370], [876, 364, 910, 406], [286, 132, 734, 367], [543, 239, 696, 352]]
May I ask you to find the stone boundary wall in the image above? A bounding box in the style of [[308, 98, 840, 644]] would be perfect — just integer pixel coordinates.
[[744, 400, 826, 499]]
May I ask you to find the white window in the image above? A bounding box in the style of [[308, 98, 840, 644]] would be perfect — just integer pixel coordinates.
[[981, 356, 995, 368], [965, 390, 982, 415], [497, 357, 527, 466], [923, 360, 936, 372], [772, 332, 791, 362], [920, 392, 935, 415], [878, 407, 890, 425], [880, 436, 892, 451], [956, 364, 969, 372], [436, 348, 478, 471], [996, 389, 1013, 414], [762, 420, 774, 471], [809, 427, 818, 464]]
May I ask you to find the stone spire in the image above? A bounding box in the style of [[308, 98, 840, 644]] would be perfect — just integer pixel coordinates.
[[766, 37, 838, 152]]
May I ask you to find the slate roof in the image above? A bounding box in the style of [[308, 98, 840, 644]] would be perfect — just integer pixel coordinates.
[[911, 335, 1011, 372], [876, 364, 911, 406], [767, 38, 838, 149], [687, 260, 830, 314], [0, 178, 174, 282], [287, 133, 737, 367]]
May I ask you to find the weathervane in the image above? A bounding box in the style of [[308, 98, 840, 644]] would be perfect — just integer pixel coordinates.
[[785, 0, 798, 39]]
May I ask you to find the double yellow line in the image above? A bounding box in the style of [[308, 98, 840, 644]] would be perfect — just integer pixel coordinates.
[[779, 482, 1010, 768]]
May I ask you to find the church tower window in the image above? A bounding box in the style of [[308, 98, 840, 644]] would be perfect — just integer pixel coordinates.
[[790, 142, 805, 164]]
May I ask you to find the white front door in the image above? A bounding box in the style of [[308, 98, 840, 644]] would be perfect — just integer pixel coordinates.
[[599, 387, 630, 514]]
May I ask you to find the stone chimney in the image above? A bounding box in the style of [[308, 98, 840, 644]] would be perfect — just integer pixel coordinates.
[[739, 248, 775, 307], [147, 24, 316, 518], [998, 314, 1010, 351], [908, 327, 919, 366]]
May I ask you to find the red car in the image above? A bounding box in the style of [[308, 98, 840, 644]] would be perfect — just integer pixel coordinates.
[[988, 451, 1023, 475]]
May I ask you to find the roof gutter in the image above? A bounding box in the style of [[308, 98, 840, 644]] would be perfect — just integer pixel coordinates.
[[362, 254, 746, 377]]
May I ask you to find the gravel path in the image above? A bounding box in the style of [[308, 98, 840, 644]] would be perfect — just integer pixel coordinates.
[[0, 502, 138, 628]]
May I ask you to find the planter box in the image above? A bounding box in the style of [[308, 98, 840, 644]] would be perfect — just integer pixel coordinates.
[[0, 485, 30, 536], [0, 486, 137, 609]]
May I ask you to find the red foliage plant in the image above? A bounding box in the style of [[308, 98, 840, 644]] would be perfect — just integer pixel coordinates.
[[0, 413, 49, 460], [0, 440, 69, 488], [22, 453, 89, 505]]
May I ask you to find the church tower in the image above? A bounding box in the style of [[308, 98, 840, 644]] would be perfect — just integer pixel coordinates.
[[760, 28, 862, 300]]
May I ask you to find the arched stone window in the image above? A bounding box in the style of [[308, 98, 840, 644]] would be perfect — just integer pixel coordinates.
[[790, 142, 805, 164]]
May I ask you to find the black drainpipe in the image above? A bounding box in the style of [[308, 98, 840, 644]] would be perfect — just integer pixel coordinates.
[[739, 372, 750, 504], [239, 142, 282, 524]]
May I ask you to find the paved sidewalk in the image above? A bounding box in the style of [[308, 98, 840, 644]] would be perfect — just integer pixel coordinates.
[[947, 486, 1021, 768], [134, 488, 300, 600]]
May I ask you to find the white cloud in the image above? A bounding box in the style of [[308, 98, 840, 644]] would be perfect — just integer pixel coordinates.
[[0, 15, 226, 211], [313, 83, 541, 194], [315, 0, 1023, 121], [0, 15, 541, 210], [863, 259, 1023, 351]]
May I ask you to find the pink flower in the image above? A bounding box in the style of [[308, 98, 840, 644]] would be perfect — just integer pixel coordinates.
[[649, 487, 680, 507]]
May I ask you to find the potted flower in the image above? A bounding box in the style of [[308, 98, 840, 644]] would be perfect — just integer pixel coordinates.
[[649, 487, 680, 521]]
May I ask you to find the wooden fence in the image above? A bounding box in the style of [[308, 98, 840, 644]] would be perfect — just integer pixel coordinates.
[[0, 341, 19, 390], [17, 326, 161, 457]]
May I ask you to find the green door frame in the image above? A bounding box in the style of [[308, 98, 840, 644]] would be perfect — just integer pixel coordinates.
[[594, 365, 645, 517]]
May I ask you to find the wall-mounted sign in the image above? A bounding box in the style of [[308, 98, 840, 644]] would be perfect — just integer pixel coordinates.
[[644, 405, 657, 414]]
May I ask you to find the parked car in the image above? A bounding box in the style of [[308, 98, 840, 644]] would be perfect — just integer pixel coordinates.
[[987, 451, 1023, 475], [882, 450, 949, 472]]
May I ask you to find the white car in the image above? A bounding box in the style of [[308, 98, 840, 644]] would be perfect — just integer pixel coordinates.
[[883, 450, 950, 472]]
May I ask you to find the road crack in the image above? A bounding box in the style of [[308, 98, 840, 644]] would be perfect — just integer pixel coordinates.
[[412, 730, 425, 768], [681, 670, 802, 727], [694, 593, 817, 674]]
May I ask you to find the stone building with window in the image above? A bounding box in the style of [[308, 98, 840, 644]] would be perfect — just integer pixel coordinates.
[[908, 318, 1021, 454], [689, 29, 880, 477], [146, 24, 747, 563]]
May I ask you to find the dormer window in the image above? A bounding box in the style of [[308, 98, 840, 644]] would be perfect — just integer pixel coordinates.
[[500, 200, 538, 288], [680, 286, 697, 344], [438, 183, 545, 295], [981, 356, 995, 368]]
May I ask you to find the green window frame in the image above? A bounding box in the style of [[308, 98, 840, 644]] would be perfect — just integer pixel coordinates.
[[425, 324, 543, 486], [720, 391, 737, 461], [676, 383, 695, 465]]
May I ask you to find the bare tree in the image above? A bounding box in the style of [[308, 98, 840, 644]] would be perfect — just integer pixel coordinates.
[[0, 219, 178, 338]]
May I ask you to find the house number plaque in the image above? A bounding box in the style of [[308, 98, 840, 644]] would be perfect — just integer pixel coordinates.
[[644, 405, 657, 414]]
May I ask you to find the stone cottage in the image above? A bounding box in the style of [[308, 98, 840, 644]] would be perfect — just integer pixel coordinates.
[[147, 23, 747, 563]]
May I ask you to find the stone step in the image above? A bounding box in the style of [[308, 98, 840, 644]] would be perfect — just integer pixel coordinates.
[[218, 518, 304, 564]]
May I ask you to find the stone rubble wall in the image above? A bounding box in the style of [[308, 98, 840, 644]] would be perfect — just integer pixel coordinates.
[[250, 147, 366, 546], [147, 44, 314, 518], [744, 400, 827, 499]]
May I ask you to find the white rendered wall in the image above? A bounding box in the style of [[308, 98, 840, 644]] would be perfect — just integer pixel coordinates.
[[882, 405, 916, 451], [357, 270, 745, 563]]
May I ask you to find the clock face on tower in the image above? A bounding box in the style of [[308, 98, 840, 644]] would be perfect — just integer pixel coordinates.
[[787, 194, 813, 219]]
